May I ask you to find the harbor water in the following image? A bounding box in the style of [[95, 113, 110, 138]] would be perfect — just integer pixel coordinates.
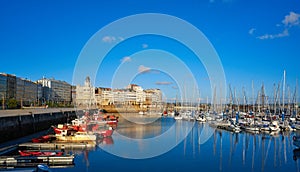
[[1, 115, 300, 172]]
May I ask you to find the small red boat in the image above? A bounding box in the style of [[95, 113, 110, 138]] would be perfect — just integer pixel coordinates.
[[19, 150, 64, 156], [32, 135, 52, 143]]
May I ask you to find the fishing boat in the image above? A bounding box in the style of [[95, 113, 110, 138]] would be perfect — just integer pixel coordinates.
[[55, 131, 96, 142], [53, 125, 96, 142]]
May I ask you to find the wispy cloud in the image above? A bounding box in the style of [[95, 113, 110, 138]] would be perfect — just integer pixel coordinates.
[[142, 44, 148, 49], [138, 65, 151, 73], [102, 36, 124, 43], [155, 81, 172, 85], [256, 11, 300, 40], [120, 56, 131, 63], [248, 28, 256, 35], [257, 28, 289, 40]]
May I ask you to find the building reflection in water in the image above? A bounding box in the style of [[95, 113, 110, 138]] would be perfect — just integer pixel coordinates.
[[90, 117, 299, 171]]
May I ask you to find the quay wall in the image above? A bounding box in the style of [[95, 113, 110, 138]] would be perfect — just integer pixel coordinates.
[[0, 109, 77, 143]]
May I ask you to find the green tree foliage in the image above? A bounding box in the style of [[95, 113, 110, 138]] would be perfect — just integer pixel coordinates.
[[7, 98, 17, 109]]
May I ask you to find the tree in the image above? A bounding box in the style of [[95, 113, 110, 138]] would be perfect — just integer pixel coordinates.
[[7, 98, 17, 109]]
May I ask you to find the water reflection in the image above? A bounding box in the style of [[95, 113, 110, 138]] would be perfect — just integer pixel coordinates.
[[116, 116, 174, 139], [111, 119, 299, 171], [97, 136, 114, 145], [53, 118, 300, 172], [188, 122, 297, 172]]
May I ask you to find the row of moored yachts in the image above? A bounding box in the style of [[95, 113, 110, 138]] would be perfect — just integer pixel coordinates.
[[171, 110, 300, 133]]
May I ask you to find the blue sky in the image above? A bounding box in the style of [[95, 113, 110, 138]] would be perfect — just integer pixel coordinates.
[[0, 0, 299, 102]]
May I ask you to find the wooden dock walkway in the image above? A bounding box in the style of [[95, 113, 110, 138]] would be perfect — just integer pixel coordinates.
[[19, 142, 95, 150], [0, 155, 74, 168]]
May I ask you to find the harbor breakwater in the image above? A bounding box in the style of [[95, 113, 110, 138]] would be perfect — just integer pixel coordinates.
[[0, 108, 77, 143]]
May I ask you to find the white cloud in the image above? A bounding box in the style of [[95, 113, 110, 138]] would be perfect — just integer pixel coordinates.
[[256, 11, 299, 40], [138, 65, 151, 73], [282, 11, 300, 27], [120, 56, 131, 63], [249, 28, 256, 35], [257, 28, 289, 40], [142, 44, 148, 49], [102, 36, 124, 43], [155, 81, 172, 85]]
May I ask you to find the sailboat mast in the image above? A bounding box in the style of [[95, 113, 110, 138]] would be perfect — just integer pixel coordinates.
[[296, 78, 298, 117], [252, 80, 254, 112], [283, 70, 286, 113], [273, 84, 276, 115]]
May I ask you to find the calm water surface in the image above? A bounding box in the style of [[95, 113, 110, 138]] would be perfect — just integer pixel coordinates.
[[9, 116, 300, 172]]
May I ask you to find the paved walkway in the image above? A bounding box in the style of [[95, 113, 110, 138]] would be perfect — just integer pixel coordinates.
[[0, 108, 77, 117]]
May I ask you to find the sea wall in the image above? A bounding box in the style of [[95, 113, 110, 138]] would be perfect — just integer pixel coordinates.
[[0, 110, 77, 143]]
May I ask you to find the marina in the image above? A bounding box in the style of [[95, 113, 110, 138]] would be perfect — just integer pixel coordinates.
[[0, 111, 299, 171], [0, 0, 299, 171]]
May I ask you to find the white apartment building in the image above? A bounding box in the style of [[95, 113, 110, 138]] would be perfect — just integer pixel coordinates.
[[37, 77, 72, 104], [95, 84, 162, 106], [75, 76, 96, 107]]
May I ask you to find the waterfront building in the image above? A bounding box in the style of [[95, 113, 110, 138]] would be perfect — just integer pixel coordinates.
[[144, 89, 162, 105], [37, 77, 72, 104], [127, 84, 146, 105], [0, 73, 8, 109], [1, 73, 39, 107], [95, 87, 113, 106], [37, 83, 43, 105], [95, 84, 162, 107], [16, 77, 38, 106], [0, 73, 16, 100], [75, 76, 96, 108]]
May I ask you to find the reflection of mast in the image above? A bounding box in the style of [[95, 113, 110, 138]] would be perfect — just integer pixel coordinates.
[[183, 136, 187, 157], [262, 136, 272, 172], [198, 123, 201, 155], [183, 123, 187, 157], [219, 131, 223, 171], [274, 136, 277, 167], [229, 133, 233, 166], [213, 130, 217, 156], [261, 136, 265, 172], [192, 126, 195, 157], [252, 135, 256, 171], [279, 135, 282, 166], [284, 135, 287, 163], [84, 149, 90, 168], [246, 133, 249, 158], [243, 133, 246, 165]]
